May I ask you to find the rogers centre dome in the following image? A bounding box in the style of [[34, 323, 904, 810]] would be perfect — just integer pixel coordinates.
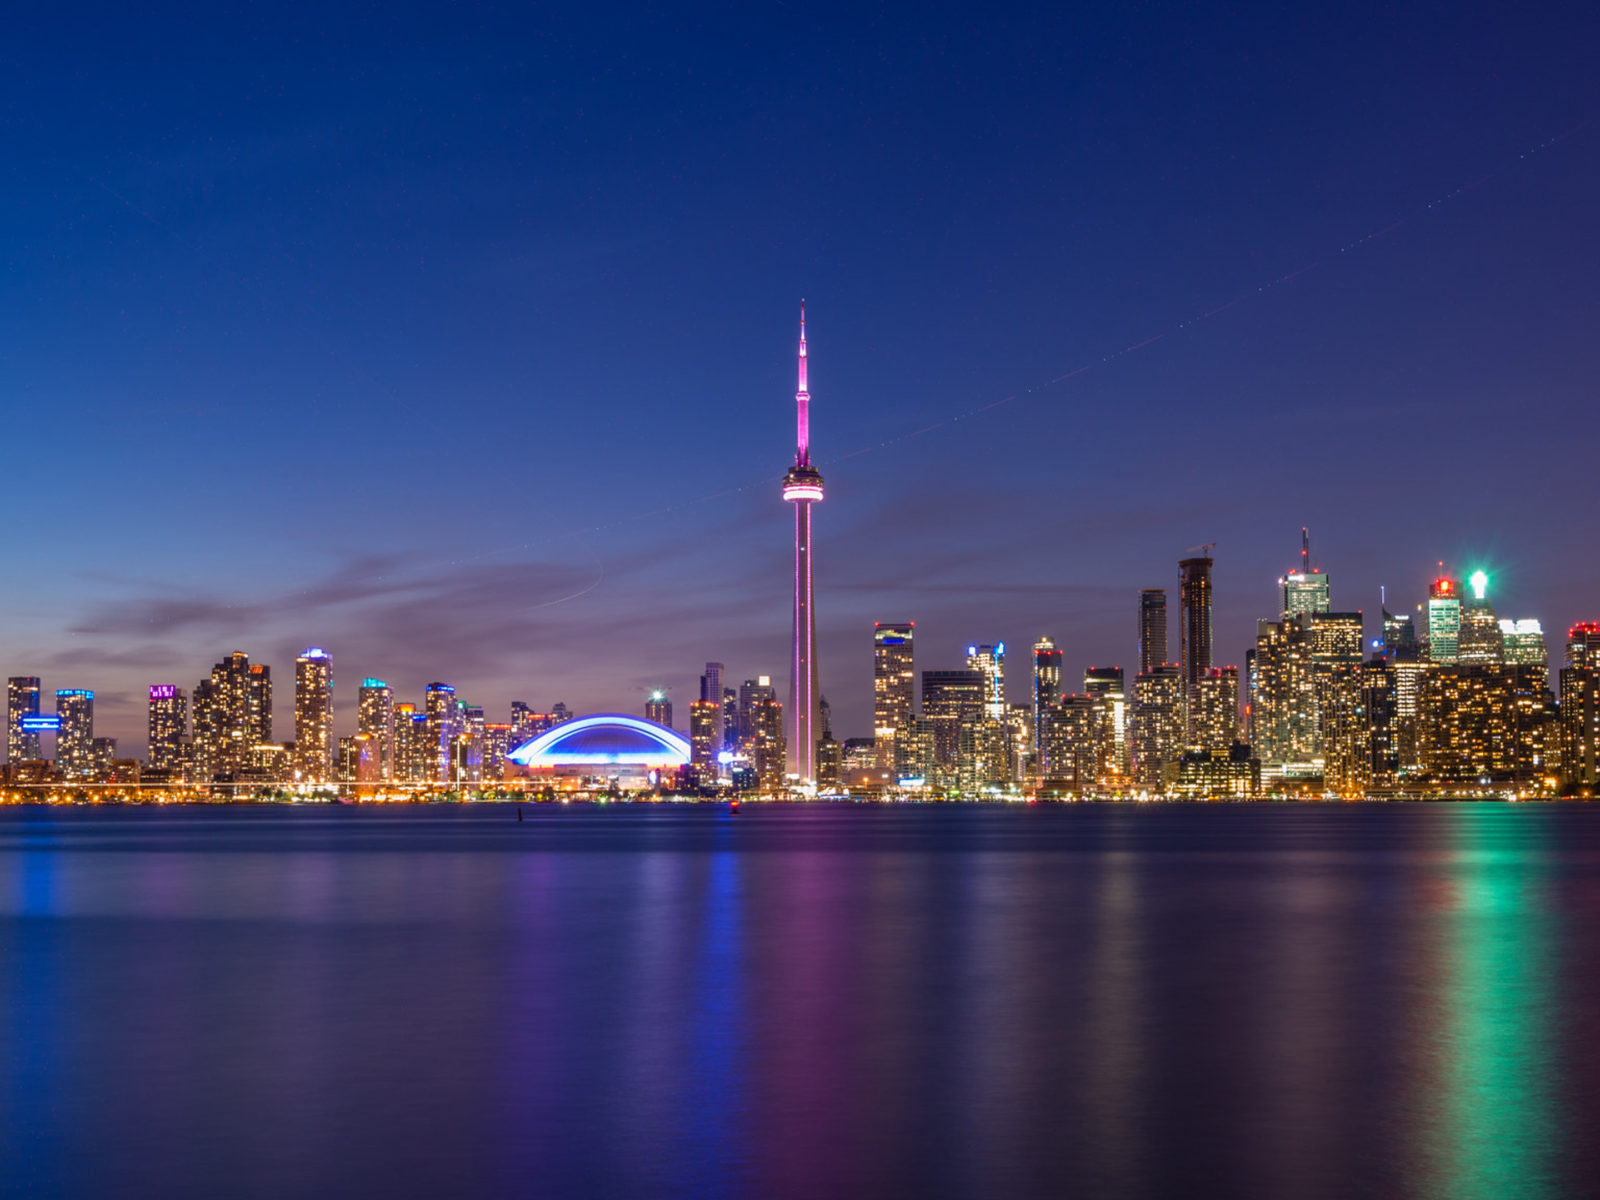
[[506, 714, 692, 769]]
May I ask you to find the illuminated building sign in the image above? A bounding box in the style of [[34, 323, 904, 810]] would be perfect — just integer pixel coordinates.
[[20, 715, 61, 732], [361, 678, 389, 689], [55, 689, 93, 698], [149, 685, 178, 700]]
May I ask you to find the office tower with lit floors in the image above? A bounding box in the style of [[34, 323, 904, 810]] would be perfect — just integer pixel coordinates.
[[1456, 571, 1504, 664], [1427, 576, 1463, 663], [293, 649, 334, 783], [782, 303, 824, 782], [874, 623, 916, 770]]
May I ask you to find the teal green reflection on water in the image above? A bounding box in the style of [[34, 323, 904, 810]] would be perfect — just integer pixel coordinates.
[[1426, 808, 1560, 1200]]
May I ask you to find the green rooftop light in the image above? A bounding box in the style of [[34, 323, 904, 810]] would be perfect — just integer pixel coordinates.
[[1469, 570, 1489, 601]]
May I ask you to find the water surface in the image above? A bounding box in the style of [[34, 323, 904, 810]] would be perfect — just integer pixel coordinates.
[[2, 802, 1597, 1198]]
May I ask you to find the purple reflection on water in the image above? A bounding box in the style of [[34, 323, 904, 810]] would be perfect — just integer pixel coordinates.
[[0, 803, 1597, 1198]]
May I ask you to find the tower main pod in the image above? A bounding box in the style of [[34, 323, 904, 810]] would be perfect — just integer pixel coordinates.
[[783, 303, 824, 781]]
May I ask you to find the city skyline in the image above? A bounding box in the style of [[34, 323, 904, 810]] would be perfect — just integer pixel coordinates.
[[3, 5, 1598, 751], [2, 540, 1581, 762]]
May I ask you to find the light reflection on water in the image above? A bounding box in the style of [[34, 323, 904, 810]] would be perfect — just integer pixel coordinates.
[[0, 803, 1595, 1199]]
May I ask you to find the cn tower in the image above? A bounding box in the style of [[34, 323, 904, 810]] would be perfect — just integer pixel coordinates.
[[783, 302, 824, 781]]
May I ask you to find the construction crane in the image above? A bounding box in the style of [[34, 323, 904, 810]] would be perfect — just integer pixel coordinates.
[[1185, 542, 1217, 557]]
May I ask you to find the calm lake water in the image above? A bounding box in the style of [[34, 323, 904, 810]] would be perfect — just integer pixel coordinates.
[[2, 802, 1598, 1199]]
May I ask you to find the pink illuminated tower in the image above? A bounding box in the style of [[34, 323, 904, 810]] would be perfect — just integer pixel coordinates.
[[783, 302, 824, 781]]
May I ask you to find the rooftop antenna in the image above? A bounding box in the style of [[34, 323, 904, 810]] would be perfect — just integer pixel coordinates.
[[1301, 527, 1310, 574]]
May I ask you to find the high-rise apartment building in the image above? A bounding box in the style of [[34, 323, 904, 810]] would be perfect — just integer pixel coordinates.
[[689, 700, 721, 776], [1307, 611, 1365, 792], [147, 685, 188, 771], [483, 723, 511, 783], [1084, 666, 1128, 781], [1190, 667, 1239, 752], [1419, 664, 1555, 785], [966, 643, 1006, 720], [247, 663, 272, 744], [1561, 624, 1600, 790], [392, 703, 424, 782], [1138, 590, 1168, 675], [293, 648, 333, 784], [1042, 694, 1099, 791], [55, 689, 95, 778], [956, 717, 1008, 793], [192, 652, 267, 779], [747, 686, 785, 789], [357, 679, 394, 780], [1132, 665, 1184, 789], [8, 677, 42, 761], [424, 683, 457, 783], [874, 623, 916, 770], [922, 669, 986, 781], [1179, 555, 1214, 735], [1360, 656, 1399, 791], [1031, 636, 1062, 770]]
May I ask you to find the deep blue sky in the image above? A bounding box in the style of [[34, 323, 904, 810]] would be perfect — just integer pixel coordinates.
[[4, 2, 1598, 749]]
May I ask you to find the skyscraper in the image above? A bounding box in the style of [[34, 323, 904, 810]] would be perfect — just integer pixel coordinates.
[[782, 302, 824, 781], [8, 677, 42, 761], [689, 700, 721, 777], [922, 669, 986, 781], [1138, 590, 1168, 675], [147, 685, 188, 771], [1562, 624, 1600, 790], [1179, 554, 1214, 735], [293, 648, 334, 783], [645, 691, 672, 728], [357, 679, 395, 780], [1132, 665, 1184, 788], [1279, 529, 1330, 622], [1032, 636, 1062, 767], [1456, 570, 1504, 665], [193, 651, 266, 779], [1427, 576, 1463, 663], [1190, 667, 1239, 752], [1499, 620, 1548, 672], [874, 623, 916, 770], [424, 683, 457, 783], [966, 643, 1006, 720], [55, 689, 95, 778]]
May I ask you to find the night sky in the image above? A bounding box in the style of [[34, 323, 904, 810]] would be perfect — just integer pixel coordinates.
[[5, 2, 1598, 750]]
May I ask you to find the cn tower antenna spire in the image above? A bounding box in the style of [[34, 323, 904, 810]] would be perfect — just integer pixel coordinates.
[[796, 299, 810, 465]]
